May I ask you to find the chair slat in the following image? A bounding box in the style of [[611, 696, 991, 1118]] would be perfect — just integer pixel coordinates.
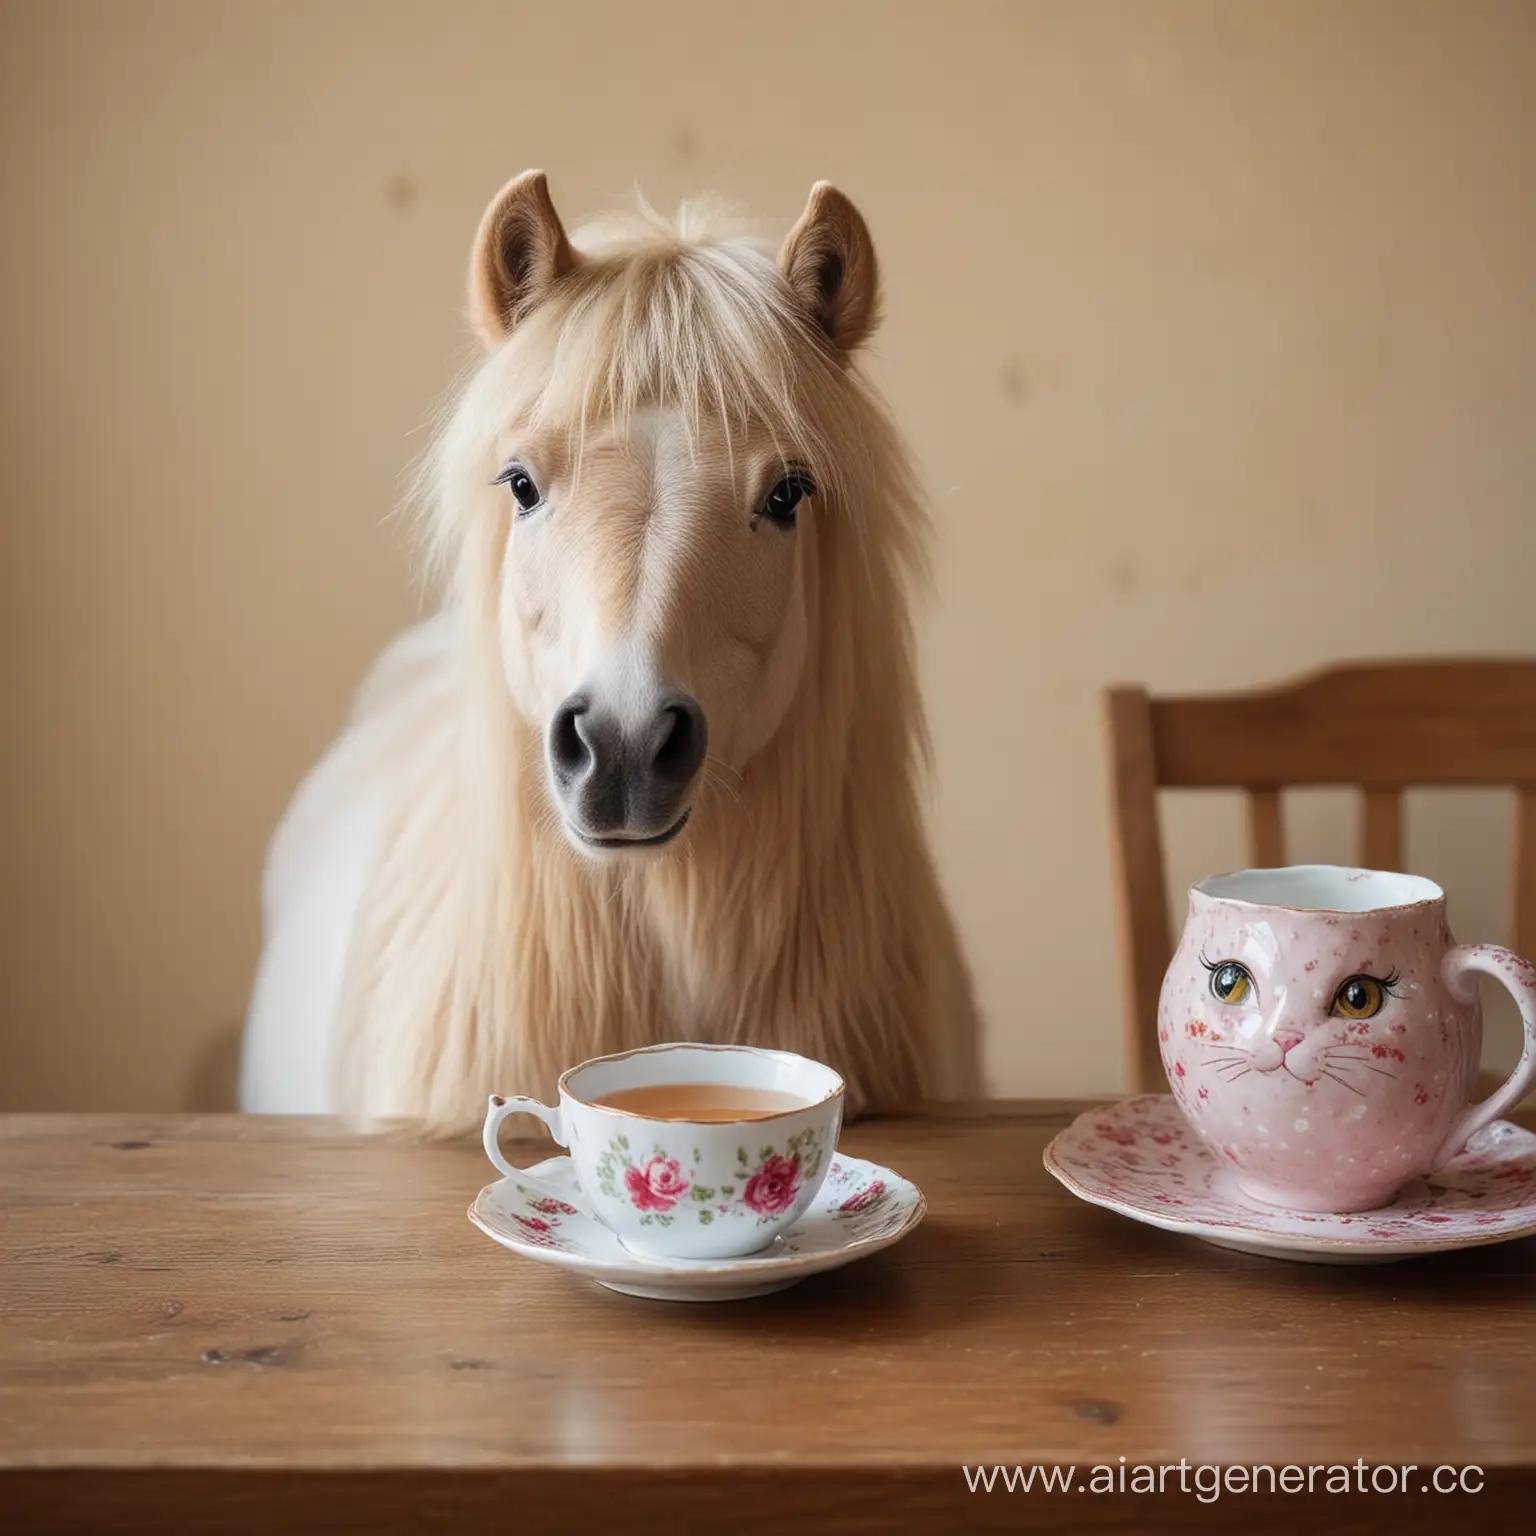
[[1360, 788, 1403, 871], [1103, 688, 1173, 1095], [1515, 787, 1536, 963], [1152, 659, 1536, 787], [1246, 790, 1284, 867]]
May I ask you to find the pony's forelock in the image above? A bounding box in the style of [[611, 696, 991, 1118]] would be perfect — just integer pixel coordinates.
[[413, 196, 920, 591]]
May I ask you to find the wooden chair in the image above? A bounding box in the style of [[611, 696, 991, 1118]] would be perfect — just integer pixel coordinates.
[[1104, 659, 1536, 1093]]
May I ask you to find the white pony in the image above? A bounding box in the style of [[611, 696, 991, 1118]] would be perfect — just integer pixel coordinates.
[[241, 172, 979, 1130]]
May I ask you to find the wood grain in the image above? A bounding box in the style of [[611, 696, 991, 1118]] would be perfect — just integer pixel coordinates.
[[5, 1111, 1536, 1532], [1150, 659, 1536, 788], [1516, 787, 1536, 962], [1246, 789, 1284, 868], [1359, 787, 1403, 871], [1103, 688, 1173, 1095]]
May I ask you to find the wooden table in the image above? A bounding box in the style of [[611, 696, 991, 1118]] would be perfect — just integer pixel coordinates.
[[4, 1105, 1534, 1532]]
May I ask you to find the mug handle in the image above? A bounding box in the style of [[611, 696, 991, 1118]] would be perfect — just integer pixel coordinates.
[[1429, 945, 1536, 1170], [481, 1093, 573, 1204]]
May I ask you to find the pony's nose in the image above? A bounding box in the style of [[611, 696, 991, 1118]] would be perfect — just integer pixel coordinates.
[[548, 689, 707, 843]]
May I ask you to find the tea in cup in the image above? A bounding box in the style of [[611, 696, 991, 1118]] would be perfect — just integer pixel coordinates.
[[482, 1042, 844, 1259], [1160, 866, 1536, 1212]]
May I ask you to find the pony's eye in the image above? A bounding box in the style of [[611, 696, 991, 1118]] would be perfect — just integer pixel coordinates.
[[493, 463, 543, 515], [1208, 962, 1253, 1005], [758, 471, 816, 529], [1333, 976, 1386, 1020]]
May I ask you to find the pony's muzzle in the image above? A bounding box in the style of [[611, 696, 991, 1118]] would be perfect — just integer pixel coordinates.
[[548, 688, 707, 849]]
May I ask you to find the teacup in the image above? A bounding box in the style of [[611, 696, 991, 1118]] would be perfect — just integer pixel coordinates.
[[1160, 865, 1536, 1212], [481, 1042, 844, 1260]]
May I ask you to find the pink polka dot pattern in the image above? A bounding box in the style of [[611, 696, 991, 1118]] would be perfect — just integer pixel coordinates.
[[1045, 1095, 1536, 1261]]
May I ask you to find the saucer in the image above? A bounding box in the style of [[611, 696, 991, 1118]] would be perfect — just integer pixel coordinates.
[[1044, 1095, 1536, 1264], [468, 1152, 924, 1300]]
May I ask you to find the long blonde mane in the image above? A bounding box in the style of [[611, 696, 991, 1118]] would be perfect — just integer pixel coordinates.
[[334, 198, 976, 1131]]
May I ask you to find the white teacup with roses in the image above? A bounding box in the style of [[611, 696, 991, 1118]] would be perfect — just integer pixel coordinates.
[[482, 1043, 844, 1261]]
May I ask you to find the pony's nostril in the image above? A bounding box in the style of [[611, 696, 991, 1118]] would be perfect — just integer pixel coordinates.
[[653, 708, 690, 776], [549, 696, 592, 783], [651, 695, 707, 787]]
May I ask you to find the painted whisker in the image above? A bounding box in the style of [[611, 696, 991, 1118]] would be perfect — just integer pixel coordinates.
[[1320, 1069, 1366, 1097]]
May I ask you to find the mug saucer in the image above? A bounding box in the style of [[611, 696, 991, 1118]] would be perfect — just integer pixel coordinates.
[[469, 1152, 924, 1300], [1044, 1095, 1536, 1265]]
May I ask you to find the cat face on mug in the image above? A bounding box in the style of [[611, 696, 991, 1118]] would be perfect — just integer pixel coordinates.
[[1185, 939, 1411, 1096]]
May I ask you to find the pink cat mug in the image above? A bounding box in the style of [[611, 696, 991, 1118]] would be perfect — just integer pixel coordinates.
[[1160, 865, 1536, 1212]]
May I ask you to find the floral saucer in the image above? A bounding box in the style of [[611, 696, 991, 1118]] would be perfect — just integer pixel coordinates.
[[468, 1153, 924, 1300], [1044, 1096, 1536, 1264]]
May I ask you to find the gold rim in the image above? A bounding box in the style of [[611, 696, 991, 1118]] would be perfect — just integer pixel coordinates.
[[557, 1041, 845, 1124], [1193, 868, 1445, 919]]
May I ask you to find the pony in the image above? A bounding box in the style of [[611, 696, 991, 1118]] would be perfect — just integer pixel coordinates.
[[239, 171, 979, 1131]]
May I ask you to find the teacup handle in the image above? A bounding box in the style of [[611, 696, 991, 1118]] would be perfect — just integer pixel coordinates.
[[1430, 945, 1536, 1170], [481, 1093, 572, 1201]]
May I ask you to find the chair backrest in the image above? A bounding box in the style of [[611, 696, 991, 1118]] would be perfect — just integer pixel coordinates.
[[1104, 659, 1536, 1093]]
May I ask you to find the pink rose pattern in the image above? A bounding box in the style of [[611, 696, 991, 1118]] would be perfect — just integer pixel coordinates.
[[594, 1126, 826, 1229], [623, 1156, 691, 1212], [530, 1196, 578, 1216], [838, 1178, 887, 1214], [488, 1184, 586, 1251], [483, 1157, 914, 1256], [743, 1154, 802, 1215], [820, 1163, 911, 1241], [507, 1210, 567, 1249]]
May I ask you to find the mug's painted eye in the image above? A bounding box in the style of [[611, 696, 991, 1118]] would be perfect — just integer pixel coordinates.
[[1208, 962, 1253, 1005], [758, 470, 816, 529], [493, 463, 543, 515], [1333, 976, 1386, 1020]]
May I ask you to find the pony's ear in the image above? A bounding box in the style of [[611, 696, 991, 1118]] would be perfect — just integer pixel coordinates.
[[469, 169, 579, 346], [778, 181, 881, 352]]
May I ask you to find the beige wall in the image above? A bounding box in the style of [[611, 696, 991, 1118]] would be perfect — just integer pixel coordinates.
[[2, 0, 1533, 1111]]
